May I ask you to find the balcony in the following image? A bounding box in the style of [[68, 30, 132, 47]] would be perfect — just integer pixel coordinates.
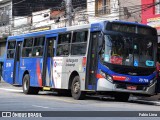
[[95, 6, 111, 16]]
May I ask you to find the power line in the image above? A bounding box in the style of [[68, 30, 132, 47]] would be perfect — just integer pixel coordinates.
[[0, 1, 160, 31], [12, 0, 26, 5]]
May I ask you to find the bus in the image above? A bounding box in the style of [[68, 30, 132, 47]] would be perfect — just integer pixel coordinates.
[[2, 20, 158, 101]]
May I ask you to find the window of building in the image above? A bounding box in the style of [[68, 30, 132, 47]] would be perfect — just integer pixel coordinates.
[[71, 31, 88, 55], [72, 0, 87, 10], [7, 41, 16, 59], [22, 38, 33, 57], [95, 0, 110, 16], [56, 33, 71, 56], [155, 0, 160, 14]]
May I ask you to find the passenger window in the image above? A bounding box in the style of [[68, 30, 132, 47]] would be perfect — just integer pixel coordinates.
[[56, 33, 71, 56], [7, 41, 16, 59], [58, 33, 71, 44], [23, 38, 33, 47], [8, 41, 16, 49], [22, 48, 32, 57], [34, 37, 45, 46], [22, 38, 33, 57], [72, 31, 88, 43], [32, 37, 45, 57], [71, 31, 88, 55]]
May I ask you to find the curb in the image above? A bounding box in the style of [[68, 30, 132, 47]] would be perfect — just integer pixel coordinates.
[[130, 99, 160, 106]]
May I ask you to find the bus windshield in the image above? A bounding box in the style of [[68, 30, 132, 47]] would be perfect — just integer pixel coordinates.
[[101, 34, 156, 68]]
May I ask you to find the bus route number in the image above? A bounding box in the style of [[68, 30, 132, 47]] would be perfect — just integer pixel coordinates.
[[139, 78, 148, 83], [6, 63, 11, 67]]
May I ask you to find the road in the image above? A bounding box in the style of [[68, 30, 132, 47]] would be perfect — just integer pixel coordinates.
[[0, 81, 160, 120]]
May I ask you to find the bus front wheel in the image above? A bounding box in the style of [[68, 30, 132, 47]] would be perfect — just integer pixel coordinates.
[[23, 74, 39, 94], [71, 76, 85, 100]]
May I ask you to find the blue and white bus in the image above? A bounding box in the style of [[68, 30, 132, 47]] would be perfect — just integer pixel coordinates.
[[2, 20, 158, 101]]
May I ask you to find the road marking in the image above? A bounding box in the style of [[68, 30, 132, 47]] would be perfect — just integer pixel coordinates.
[[0, 88, 23, 92], [0, 88, 77, 104], [32, 105, 49, 109], [37, 95, 78, 104]]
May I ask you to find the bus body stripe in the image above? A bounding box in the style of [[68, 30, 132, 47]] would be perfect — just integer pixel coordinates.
[[36, 60, 42, 87]]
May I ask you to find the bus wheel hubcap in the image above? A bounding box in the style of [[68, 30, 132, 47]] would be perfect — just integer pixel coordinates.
[[73, 82, 80, 94], [24, 80, 28, 90]]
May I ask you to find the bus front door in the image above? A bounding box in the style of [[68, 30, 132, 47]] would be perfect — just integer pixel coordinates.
[[13, 41, 23, 85], [42, 36, 57, 87], [86, 32, 100, 90]]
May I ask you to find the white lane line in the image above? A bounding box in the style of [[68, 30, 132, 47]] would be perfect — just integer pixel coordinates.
[[32, 105, 49, 109], [0, 88, 23, 92]]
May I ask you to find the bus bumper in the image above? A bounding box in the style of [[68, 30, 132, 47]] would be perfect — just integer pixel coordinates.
[[97, 78, 156, 96]]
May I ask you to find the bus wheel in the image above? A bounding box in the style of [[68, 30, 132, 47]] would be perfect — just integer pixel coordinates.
[[23, 74, 39, 94], [114, 93, 130, 102], [71, 76, 85, 100]]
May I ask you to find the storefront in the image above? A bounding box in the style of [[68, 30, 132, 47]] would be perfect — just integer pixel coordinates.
[[141, 0, 160, 41]]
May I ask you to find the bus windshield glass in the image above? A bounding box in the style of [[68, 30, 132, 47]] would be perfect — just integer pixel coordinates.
[[101, 34, 156, 68]]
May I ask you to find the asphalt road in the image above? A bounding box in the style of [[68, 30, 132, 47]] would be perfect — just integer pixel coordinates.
[[0, 81, 160, 120]]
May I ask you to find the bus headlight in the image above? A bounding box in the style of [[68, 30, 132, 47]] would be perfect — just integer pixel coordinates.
[[106, 74, 113, 83], [100, 70, 113, 83]]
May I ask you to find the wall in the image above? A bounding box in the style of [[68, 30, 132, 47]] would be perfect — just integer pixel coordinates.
[[0, 42, 6, 56], [119, 0, 141, 22], [87, 0, 119, 23], [13, 16, 31, 27], [32, 9, 53, 28], [141, 0, 160, 31], [0, 0, 11, 57], [0, 1, 12, 38]]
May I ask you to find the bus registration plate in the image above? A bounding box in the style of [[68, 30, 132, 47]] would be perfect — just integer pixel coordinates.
[[127, 85, 137, 90]]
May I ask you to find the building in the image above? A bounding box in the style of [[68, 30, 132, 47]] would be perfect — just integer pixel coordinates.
[[141, 0, 160, 41], [0, 0, 12, 56], [87, 0, 119, 22]]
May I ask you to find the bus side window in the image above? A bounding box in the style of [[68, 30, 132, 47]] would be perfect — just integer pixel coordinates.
[[22, 38, 33, 57], [71, 31, 88, 55], [7, 41, 16, 59], [56, 33, 71, 56], [32, 37, 45, 57]]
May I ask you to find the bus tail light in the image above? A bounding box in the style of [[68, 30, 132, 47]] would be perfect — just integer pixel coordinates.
[[112, 75, 127, 81], [82, 57, 86, 67]]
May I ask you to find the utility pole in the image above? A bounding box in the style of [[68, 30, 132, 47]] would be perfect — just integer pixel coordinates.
[[65, 0, 72, 26]]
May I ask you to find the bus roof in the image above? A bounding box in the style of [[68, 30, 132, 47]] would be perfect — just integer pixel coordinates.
[[111, 20, 153, 28], [7, 27, 66, 40], [7, 20, 154, 40]]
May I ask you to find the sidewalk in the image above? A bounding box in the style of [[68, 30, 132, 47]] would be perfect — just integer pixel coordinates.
[[138, 94, 160, 101], [0, 79, 21, 88]]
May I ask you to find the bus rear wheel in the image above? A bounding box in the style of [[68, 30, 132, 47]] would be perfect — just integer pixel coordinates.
[[114, 93, 130, 102], [71, 76, 85, 100], [23, 74, 39, 94]]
